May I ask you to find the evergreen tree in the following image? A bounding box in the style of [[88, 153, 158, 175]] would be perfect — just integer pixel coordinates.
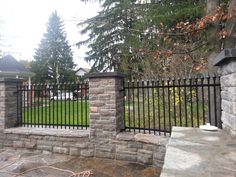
[[77, 0, 205, 78], [32, 11, 76, 83], [78, 0, 137, 73]]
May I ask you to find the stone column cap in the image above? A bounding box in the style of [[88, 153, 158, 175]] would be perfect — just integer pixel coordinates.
[[0, 78, 23, 83], [85, 72, 125, 79], [213, 48, 236, 66]]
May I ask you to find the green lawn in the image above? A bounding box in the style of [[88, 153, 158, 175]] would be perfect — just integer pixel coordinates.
[[22, 100, 89, 127]]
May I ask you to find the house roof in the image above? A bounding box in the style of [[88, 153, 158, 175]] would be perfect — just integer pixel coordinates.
[[76, 67, 90, 73], [0, 55, 34, 77]]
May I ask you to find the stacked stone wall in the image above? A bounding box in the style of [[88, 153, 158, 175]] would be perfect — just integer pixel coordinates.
[[0, 78, 20, 130], [0, 128, 168, 167], [214, 49, 236, 138], [219, 61, 236, 137], [0, 74, 168, 167]]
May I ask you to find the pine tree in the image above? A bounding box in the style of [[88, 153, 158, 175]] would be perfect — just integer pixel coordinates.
[[77, 0, 206, 78], [77, 0, 137, 73], [32, 11, 76, 83]]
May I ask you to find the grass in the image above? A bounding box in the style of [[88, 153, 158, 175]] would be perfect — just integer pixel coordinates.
[[22, 100, 89, 127]]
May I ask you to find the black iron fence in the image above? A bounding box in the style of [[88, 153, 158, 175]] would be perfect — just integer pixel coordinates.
[[124, 75, 221, 135], [17, 82, 89, 129]]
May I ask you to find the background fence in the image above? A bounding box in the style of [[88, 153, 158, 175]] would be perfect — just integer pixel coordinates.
[[124, 75, 221, 135], [17, 82, 89, 129]]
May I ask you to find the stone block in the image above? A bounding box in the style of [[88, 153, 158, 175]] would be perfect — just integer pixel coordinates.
[[228, 87, 236, 94], [96, 144, 115, 153], [29, 135, 43, 140], [143, 144, 156, 151], [25, 141, 36, 149], [137, 149, 153, 165], [0, 133, 6, 140], [89, 88, 104, 94], [95, 150, 115, 159], [69, 147, 80, 156], [90, 101, 105, 107], [98, 94, 111, 100], [222, 112, 236, 131], [95, 119, 115, 125], [224, 125, 236, 138], [105, 86, 115, 91], [53, 147, 69, 154], [3, 140, 13, 147], [42, 151, 52, 155], [37, 140, 62, 146], [116, 132, 135, 141], [116, 145, 137, 152], [221, 73, 236, 87], [153, 159, 164, 168], [116, 153, 137, 162], [13, 141, 24, 148], [222, 90, 235, 99], [221, 91, 236, 102], [100, 109, 116, 116], [90, 113, 100, 119], [6, 134, 19, 140], [90, 107, 98, 113], [95, 131, 116, 139], [66, 142, 89, 148], [37, 145, 52, 151], [220, 60, 236, 75], [111, 140, 128, 146], [222, 100, 236, 115], [44, 136, 57, 141], [116, 149, 137, 156], [81, 149, 94, 157], [128, 141, 143, 149], [153, 151, 166, 161], [135, 133, 160, 145]]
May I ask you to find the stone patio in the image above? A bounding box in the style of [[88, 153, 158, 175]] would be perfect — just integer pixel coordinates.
[[161, 127, 236, 177], [0, 149, 161, 177]]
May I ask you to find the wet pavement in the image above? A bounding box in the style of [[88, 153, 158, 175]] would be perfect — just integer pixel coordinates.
[[0, 149, 161, 177], [161, 127, 236, 177]]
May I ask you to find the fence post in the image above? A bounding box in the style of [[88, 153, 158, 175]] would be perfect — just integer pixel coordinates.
[[0, 78, 22, 130], [86, 72, 125, 158], [213, 48, 236, 138]]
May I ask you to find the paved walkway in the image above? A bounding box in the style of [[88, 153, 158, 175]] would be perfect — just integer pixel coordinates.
[[0, 149, 161, 177], [161, 127, 236, 177]]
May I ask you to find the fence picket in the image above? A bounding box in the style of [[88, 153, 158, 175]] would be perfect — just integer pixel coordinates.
[[17, 82, 89, 129], [124, 75, 221, 135]]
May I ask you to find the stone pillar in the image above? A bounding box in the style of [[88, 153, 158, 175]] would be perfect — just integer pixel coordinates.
[[86, 72, 125, 158], [213, 48, 236, 138], [0, 78, 22, 130]]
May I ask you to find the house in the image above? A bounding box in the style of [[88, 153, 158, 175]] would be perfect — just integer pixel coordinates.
[[0, 55, 35, 87], [75, 67, 90, 77]]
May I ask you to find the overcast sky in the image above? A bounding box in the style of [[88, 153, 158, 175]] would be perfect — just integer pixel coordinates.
[[0, 0, 100, 68]]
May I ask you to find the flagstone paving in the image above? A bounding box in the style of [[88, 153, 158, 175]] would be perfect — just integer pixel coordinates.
[[0, 149, 161, 177], [161, 127, 236, 177]]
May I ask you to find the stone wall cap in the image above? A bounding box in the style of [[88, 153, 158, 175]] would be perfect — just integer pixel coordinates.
[[85, 72, 125, 79], [134, 133, 169, 145], [213, 48, 236, 66], [116, 132, 135, 141], [0, 78, 23, 83], [4, 127, 89, 138]]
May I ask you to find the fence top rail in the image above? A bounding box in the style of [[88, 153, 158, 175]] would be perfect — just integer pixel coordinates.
[[18, 81, 89, 87], [124, 76, 220, 87], [124, 74, 220, 83]]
